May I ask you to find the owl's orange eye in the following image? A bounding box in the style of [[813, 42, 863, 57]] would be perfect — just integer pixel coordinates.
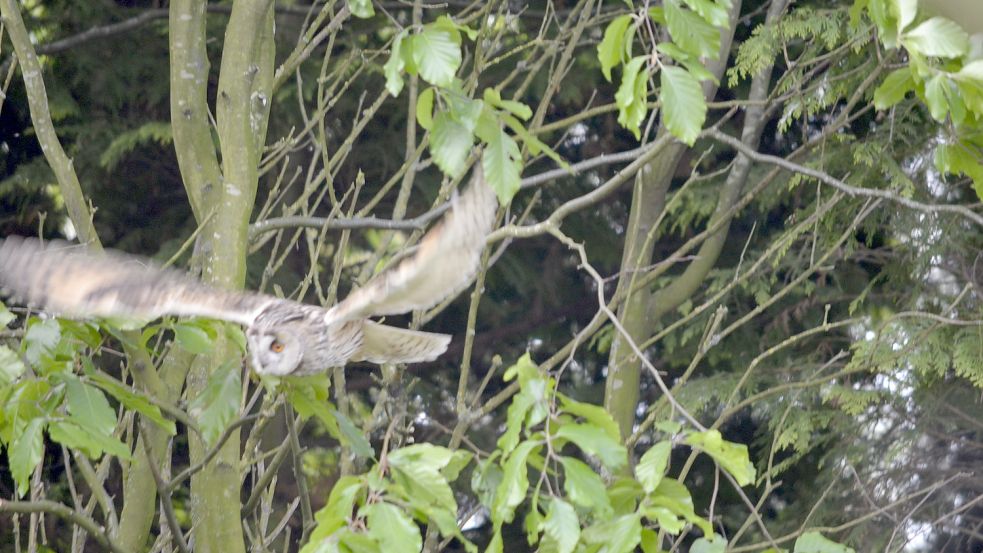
[[270, 340, 285, 353]]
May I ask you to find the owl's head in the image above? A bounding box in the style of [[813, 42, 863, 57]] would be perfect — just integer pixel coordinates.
[[246, 327, 304, 376]]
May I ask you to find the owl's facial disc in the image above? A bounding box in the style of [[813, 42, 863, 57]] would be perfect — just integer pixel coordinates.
[[247, 328, 303, 376]]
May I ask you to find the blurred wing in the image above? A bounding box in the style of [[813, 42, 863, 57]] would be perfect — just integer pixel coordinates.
[[351, 321, 451, 364], [0, 237, 271, 326], [326, 168, 498, 324]]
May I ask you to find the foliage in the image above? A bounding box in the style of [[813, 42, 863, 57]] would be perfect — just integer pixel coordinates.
[[597, 0, 732, 143]]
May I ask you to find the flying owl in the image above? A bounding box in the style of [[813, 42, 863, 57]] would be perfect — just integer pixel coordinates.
[[0, 170, 498, 376]]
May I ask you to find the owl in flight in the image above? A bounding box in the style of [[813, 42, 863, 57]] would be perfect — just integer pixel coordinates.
[[0, 170, 497, 376]]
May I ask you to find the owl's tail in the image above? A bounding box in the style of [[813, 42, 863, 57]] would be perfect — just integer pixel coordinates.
[[351, 321, 451, 364]]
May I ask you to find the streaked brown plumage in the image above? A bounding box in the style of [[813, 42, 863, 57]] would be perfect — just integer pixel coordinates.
[[0, 169, 497, 375]]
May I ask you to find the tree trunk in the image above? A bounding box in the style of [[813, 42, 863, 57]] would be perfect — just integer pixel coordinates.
[[604, 0, 743, 438]]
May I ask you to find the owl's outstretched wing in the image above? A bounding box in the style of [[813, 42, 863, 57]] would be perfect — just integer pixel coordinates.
[[325, 168, 498, 325], [350, 321, 451, 364], [0, 237, 272, 326]]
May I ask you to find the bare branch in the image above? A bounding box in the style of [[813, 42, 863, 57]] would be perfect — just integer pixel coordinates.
[[707, 128, 983, 228], [0, 499, 129, 553]]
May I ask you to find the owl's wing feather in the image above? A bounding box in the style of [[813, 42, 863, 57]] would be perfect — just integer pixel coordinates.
[[0, 237, 271, 326], [351, 321, 451, 364], [325, 168, 498, 324]]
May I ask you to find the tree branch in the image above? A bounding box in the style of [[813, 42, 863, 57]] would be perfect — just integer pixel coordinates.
[[0, 0, 100, 246], [0, 499, 129, 553], [707, 128, 983, 228]]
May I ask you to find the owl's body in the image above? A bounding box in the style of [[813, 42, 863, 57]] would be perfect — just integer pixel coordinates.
[[0, 170, 496, 376]]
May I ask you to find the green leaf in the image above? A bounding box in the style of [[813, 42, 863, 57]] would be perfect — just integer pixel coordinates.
[[557, 395, 620, 442], [648, 6, 665, 24], [471, 453, 503, 508], [347, 0, 375, 19], [412, 21, 462, 87], [598, 15, 633, 82], [390, 459, 457, 512], [188, 361, 240, 447], [59, 320, 103, 350], [442, 449, 474, 482], [793, 531, 856, 553], [491, 439, 541, 524], [431, 110, 473, 177], [447, 92, 484, 132], [923, 74, 950, 121], [483, 88, 532, 120], [640, 505, 685, 534], [903, 17, 969, 58], [0, 302, 16, 327], [873, 67, 915, 109], [554, 423, 627, 472], [935, 141, 983, 201], [388, 443, 457, 469], [364, 502, 421, 553], [608, 477, 643, 514], [331, 408, 374, 459], [661, 65, 706, 145], [656, 42, 716, 83], [691, 535, 727, 553], [502, 114, 569, 170], [615, 56, 648, 139], [684, 430, 755, 486], [681, 0, 730, 27], [284, 378, 344, 444], [956, 60, 983, 84], [896, 0, 917, 32], [386, 448, 469, 542], [497, 371, 548, 452], [307, 476, 364, 545], [664, 0, 721, 59], [10, 417, 44, 497], [88, 372, 176, 435], [340, 531, 381, 553], [503, 352, 540, 383], [498, 384, 536, 452], [174, 323, 214, 355], [582, 513, 642, 553], [655, 420, 683, 435], [0, 345, 27, 385], [1, 380, 50, 445], [384, 30, 409, 97], [225, 324, 248, 354], [543, 498, 580, 553], [64, 376, 117, 436], [481, 127, 522, 205], [23, 318, 60, 365], [417, 87, 435, 130], [946, 83, 967, 121], [635, 441, 671, 493], [866, 0, 899, 47], [421, 505, 463, 541], [524, 507, 543, 546], [639, 528, 661, 553], [102, 315, 153, 332], [48, 419, 131, 460], [559, 456, 611, 515], [648, 478, 712, 535], [486, 531, 503, 553]]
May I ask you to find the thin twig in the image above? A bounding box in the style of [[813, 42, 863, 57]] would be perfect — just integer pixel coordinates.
[[0, 500, 129, 553], [140, 430, 191, 553], [707, 128, 983, 228]]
